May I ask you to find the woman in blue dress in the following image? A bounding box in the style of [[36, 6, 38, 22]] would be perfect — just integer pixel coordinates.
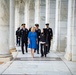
[[28, 27, 38, 58]]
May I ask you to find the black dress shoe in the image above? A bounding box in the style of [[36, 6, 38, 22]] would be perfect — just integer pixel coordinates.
[[41, 55, 44, 57], [37, 52, 39, 54], [22, 53, 25, 54], [26, 51, 28, 53], [34, 50, 36, 53], [45, 55, 46, 57]]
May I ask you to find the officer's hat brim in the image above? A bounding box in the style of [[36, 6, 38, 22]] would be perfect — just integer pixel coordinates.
[[35, 24, 39, 26], [22, 24, 26, 26], [45, 23, 49, 25]]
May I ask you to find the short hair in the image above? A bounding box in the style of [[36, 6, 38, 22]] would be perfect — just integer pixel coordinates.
[[31, 27, 35, 32]]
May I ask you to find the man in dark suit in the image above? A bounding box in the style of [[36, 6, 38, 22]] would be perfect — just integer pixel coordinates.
[[35, 24, 41, 54], [45, 23, 53, 53], [20, 24, 28, 54], [16, 27, 20, 46]]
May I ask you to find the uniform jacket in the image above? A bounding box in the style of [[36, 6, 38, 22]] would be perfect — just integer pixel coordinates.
[[20, 28, 28, 41], [45, 28, 53, 40], [35, 29, 41, 40]]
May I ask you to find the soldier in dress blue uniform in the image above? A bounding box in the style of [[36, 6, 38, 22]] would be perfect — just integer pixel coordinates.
[[35, 24, 41, 54], [20, 24, 28, 54], [45, 23, 53, 53]]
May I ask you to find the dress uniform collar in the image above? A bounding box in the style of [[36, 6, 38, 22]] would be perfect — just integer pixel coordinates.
[[23, 28, 25, 30], [45, 27, 49, 29]]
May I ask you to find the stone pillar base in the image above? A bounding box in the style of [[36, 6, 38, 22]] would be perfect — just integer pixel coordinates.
[[10, 48, 16, 54], [0, 54, 13, 62], [64, 52, 72, 61]]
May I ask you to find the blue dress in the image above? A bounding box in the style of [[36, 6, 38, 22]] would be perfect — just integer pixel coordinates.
[[28, 32, 37, 49]]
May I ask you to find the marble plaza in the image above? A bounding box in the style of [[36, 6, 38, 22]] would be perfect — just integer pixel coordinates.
[[0, 47, 76, 75]]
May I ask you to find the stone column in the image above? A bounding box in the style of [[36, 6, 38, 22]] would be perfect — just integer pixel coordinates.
[[24, 0, 30, 28], [53, 0, 61, 51], [15, 1, 20, 31], [19, 1, 24, 26], [72, 0, 76, 61], [9, 0, 15, 50], [0, 0, 12, 61], [15, 1, 20, 47], [29, 0, 35, 27], [35, 0, 40, 24], [64, 0, 76, 61], [45, 0, 50, 23]]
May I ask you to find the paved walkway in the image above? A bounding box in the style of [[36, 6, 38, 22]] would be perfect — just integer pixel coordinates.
[[0, 47, 76, 75]]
